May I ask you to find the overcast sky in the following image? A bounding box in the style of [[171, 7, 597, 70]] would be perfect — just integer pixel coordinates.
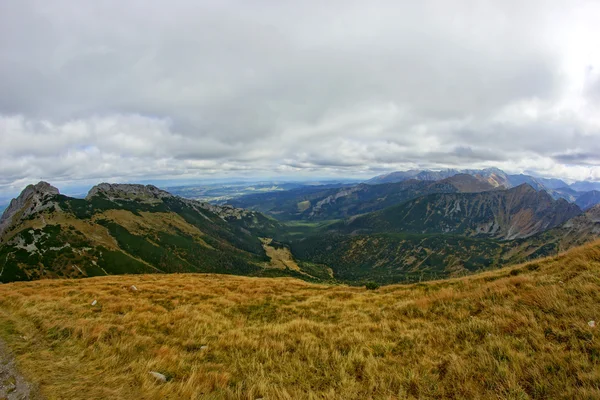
[[2, 0, 600, 197]]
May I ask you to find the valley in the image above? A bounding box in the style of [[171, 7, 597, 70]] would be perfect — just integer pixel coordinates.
[[3, 167, 600, 285]]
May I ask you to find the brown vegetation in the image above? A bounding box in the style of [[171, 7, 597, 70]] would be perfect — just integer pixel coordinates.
[[0, 240, 599, 399]]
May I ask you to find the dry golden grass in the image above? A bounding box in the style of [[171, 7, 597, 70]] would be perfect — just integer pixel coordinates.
[[1, 241, 600, 399]]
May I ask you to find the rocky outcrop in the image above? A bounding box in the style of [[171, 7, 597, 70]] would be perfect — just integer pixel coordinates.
[[0, 182, 59, 240], [86, 182, 257, 221], [86, 183, 172, 202]]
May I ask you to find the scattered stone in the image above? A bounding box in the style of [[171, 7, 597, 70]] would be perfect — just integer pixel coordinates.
[[559, 281, 564, 285], [129, 285, 138, 292], [200, 345, 208, 351], [149, 371, 167, 383], [91, 300, 97, 306], [589, 320, 596, 328]]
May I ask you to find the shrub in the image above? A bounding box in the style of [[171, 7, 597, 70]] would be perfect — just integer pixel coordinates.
[[365, 281, 380, 290]]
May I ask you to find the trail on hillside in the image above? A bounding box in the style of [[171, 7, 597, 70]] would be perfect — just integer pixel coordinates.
[[0, 339, 42, 399]]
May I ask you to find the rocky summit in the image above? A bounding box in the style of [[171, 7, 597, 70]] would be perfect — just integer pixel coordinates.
[[0, 181, 59, 240]]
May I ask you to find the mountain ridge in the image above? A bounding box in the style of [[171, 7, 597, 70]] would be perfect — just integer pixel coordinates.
[[337, 183, 582, 240]]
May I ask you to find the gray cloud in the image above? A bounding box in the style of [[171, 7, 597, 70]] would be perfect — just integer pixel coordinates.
[[1, 0, 600, 196]]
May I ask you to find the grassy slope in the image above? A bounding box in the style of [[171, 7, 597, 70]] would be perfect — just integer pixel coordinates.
[[0, 241, 599, 399], [0, 193, 326, 283]]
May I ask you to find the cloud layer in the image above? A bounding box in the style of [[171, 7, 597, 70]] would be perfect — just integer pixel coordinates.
[[2, 0, 600, 195]]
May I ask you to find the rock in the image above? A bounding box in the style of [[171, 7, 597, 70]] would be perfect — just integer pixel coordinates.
[[589, 320, 596, 328], [0, 181, 60, 239], [91, 300, 97, 306], [149, 371, 167, 383], [200, 345, 208, 350], [129, 285, 138, 292], [86, 183, 172, 202]]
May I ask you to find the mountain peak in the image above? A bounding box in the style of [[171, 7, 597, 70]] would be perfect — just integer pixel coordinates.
[[439, 174, 495, 192], [0, 181, 60, 239], [508, 183, 537, 194], [86, 183, 173, 202]]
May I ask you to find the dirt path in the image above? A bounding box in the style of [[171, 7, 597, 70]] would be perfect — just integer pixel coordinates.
[[0, 339, 42, 400]]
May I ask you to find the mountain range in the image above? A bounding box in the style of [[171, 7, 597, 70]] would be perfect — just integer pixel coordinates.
[[0, 182, 326, 283], [336, 183, 580, 240], [3, 167, 600, 284]]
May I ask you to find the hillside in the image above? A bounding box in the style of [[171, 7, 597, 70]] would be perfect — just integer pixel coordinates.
[[0, 240, 599, 399], [0, 182, 325, 283], [289, 203, 600, 284], [230, 175, 495, 221], [340, 184, 581, 240]]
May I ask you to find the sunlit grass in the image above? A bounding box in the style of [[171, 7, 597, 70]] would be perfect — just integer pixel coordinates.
[[1, 240, 599, 399]]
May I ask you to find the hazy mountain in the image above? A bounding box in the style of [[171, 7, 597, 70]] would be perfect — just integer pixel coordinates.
[[536, 177, 569, 190], [505, 174, 545, 190], [570, 181, 600, 192], [367, 168, 577, 193], [337, 184, 581, 240], [575, 190, 600, 210], [545, 186, 580, 202]]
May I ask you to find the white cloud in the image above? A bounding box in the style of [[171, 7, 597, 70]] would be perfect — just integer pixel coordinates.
[[1, 0, 600, 196]]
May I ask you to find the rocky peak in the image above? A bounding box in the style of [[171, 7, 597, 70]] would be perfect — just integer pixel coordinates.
[[508, 183, 537, 195], [86, 183, 173, 202], [0, 181, 60, 238]]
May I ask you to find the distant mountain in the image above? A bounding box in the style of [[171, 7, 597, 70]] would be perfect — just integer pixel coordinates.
[[337, 184, 581, 240], [230, 174, 495, 221], [545, 186, 580, 202], [366, 167, 513, 186], [575, 190, 600, 210], [570, 181, 600, 192], [366, 168, 577, 193], [536, 177, 569, 190], [0, 182, 327, 283], [505, 174, 545, 191]]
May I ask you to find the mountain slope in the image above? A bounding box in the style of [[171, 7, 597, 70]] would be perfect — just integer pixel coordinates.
[[339, 184, 581, 240], [231, 174, 495, 221], [0, 182, 320, 283], [0, 240, 599, 398], [290, 203, 600, 284]]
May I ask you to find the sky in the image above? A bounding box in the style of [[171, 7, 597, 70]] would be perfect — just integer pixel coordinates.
[[2, 0, 600, 198]]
